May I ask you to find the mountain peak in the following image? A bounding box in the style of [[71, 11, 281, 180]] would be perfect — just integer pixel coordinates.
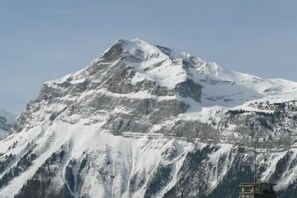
[[2, 39, 297, 197], [104, 38, 196, 63], [0, 108, 16, 139], [117, 37, 148, 45], [0, 108, 16, 124], [100, 38, 164, 64], [44, 38, 297, 109]]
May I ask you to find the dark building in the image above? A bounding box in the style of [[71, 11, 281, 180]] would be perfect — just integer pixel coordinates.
[[239, 182, 277, 198]]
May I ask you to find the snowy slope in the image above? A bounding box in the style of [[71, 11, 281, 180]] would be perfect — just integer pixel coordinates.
[[0, 39, 297, 198]]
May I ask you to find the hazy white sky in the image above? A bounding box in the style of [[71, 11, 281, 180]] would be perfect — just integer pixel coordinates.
[[1, 0, 297, 113]]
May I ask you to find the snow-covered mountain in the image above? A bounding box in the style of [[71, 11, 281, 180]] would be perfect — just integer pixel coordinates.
[[0, 109, 15, 139], [1, 38, 297, 198]]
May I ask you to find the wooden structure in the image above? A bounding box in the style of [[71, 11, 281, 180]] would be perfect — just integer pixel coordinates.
[[239, 182, 277, 198]]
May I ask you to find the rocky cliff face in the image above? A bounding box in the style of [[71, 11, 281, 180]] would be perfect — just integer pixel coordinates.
[[1, 39, 297, 198]]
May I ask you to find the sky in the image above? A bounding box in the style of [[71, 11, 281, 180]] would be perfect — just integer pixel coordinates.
[[1, 0, 297, 114]]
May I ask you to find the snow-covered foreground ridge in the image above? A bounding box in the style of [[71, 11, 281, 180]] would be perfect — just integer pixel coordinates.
[[1, 38, 297, 198]]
